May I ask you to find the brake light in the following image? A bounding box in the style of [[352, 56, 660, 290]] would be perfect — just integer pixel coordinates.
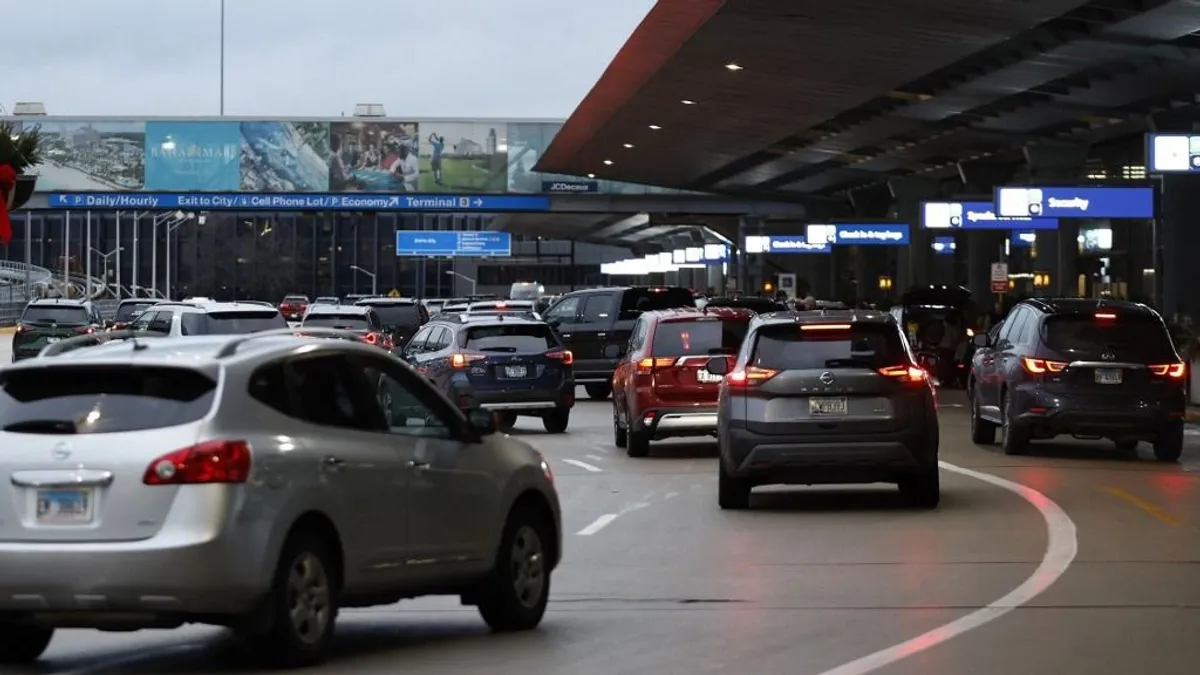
[[547, 350, 574, 365], [361, 332, 378, 344], [1022, 357, 1068, 374], [73, 326, 95, 335], [878, 364, 927, 383], [143, 440, 252, 485], [1149, 362, 1186, 379], [1094, 312, 1117, 320], [726, 366, 777, 386], [636, 357, 676, 374], [451, 352, 486, 369], [800, 323, 851, 331]]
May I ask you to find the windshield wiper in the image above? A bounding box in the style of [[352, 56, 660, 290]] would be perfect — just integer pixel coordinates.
[[4, 419, 78, 434]]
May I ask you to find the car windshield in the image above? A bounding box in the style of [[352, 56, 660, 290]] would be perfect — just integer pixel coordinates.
[[115, 302, 157, 322], [360, 304, 421, 327], [281, 296, 308, 304], [652, 318, 748, 356], [752, 323, 906, 370], [22, 306, 89, 325], [184, 311, 287, 335], [1041, 314, 1176, 361], [303, 313, 371, 330], [462, 324, 557, 353]]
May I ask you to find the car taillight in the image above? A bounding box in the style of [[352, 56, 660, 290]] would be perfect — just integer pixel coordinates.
[[1149, 362, 1186, 379], [1094, 312, 1117, 320], [451, 352, 486, 369], [74, 326, 95, 335], [362, 332, 378, 344], [726, 366, 777, 386], [143, 440, 252, 485], [636, 357, 676, 375], [1022, 357, 1068, 374], [878, 364, 927, 383], [547, 350, 574, 365]]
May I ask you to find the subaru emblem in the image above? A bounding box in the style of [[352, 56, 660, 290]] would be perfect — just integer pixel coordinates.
[[51, 442, 72, 461], [819, 371, 835, 385], [1101, 349, 1116, 361]]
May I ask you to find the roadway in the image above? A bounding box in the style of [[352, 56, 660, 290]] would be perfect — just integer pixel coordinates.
[[3, 333, 1199, 674]]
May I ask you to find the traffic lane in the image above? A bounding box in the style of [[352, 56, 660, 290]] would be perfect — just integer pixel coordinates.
[[866, 395, 1200, 675]]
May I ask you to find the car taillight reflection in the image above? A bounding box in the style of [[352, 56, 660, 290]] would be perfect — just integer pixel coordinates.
[[73, 326, 95, 335]]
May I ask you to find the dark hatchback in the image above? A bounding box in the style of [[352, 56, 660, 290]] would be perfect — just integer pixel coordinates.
[[353, 297, 429, 347], [968, 298, 1187, 461], [401, 315, 574, 433], [11, 300, 104, 361]]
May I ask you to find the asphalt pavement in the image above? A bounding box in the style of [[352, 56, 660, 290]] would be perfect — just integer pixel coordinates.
[[4, 334, 1200, 674]]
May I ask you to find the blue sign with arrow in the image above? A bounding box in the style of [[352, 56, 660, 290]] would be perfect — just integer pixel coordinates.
[[45, 192, 552, 212], [993, 186, 1154, 219], [395, 231, 512, 257]]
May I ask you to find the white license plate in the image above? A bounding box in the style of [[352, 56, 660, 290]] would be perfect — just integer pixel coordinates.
[[809, 396, 848, 415], [35, 488, 93, 524], [45, 337, 60, 343], [1095, 368, 1122, 385], [696, 369, 723, 383], [504, 365, 528, 378]]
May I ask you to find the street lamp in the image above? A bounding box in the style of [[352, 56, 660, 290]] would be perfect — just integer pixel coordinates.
[[151, 211, 191, 298], [89, 246, 123, 297], [350, 265, 378, 296], [445, 270, 477, 295]]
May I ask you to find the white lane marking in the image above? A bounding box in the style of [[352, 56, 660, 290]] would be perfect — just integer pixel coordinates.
[[664, 491, 679, 499], [562, 458, 602, 473], [814, 461, 1078, 675], [585, 453, 606, 462], [577, 513, 619, 535]]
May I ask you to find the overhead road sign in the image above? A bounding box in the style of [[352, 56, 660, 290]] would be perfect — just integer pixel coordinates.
[[45, 192, 552, 212], [921, 201, 1058, 230], [744, 235, 831, 254], [1146, 133, 1200, 173], [805, 223, 910, 246], [993, 186, 1154, 219], [395, 231, 512, 257]]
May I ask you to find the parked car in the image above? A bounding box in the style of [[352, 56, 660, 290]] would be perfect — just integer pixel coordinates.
[[10, 299, 105, 362]]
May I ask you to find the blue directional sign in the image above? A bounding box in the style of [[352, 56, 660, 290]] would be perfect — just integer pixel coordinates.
[[743, 235, 831, 254], [921, 201, 1058, 230], [931, 236, 956, 255], [1010, 231, 1036, 248], [805, 223, 910, 246], [994, 186, 1154, 219], [45, 192, 552, 212], [1146, 133, 1200, 173], [395, 231, 512, 257]]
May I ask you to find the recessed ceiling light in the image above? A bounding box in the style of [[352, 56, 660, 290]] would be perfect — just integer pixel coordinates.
[[603, 160, 614, 165], [681, 99, 696, 105], [586, 173, 595, 178], [648, 124, 661, 130], [725, 63, 743, 71], [623, 143, 634, 148]]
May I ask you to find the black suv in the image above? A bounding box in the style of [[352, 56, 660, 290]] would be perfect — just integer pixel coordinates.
[[11, 299, 105, 361], [967, 298, 1186, 461], [353, 297, 429, 348], [543, 286, 694, 400]]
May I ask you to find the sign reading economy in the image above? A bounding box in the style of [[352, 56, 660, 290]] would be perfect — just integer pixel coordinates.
[[395, 231, 512, 257], [994, 186, 1155, 219], [46, 192, 552, 212]]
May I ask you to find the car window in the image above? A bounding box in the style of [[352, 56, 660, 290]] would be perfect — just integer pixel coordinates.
[[282, 355, 382, 431], [148, 311, 174, 334], [198, 310, 288, 334], [350, 355, 457, 439], [361, 303, 422, 328], [652, 318, 748, 356], [282, 295, 308, 304], [115, 302, 157, 322], [545, 296, 580, 321], [619, 288, 694, 317], [431, 326, 453, 349], [751, 323, 906, 370], [1041, 314, 1177, 361], [997, 308, 1022, 344], [22, 305, 90, 325], [302, 313, 372, 330], [0, 365, 216, 434], [580, 295, 612, 322], [462, 324, 557, 352]]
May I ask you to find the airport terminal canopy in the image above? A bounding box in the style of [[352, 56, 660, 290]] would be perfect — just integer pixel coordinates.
[[539, 0, 1200, 201]]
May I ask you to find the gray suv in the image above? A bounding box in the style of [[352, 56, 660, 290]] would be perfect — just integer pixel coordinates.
[[710, 310, 940, 509]]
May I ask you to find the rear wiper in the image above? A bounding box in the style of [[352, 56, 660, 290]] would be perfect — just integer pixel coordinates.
[[4, 419, 78, 434]]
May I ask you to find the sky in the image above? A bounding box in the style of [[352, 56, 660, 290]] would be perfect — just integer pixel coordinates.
[[7, 0, 656, 118]]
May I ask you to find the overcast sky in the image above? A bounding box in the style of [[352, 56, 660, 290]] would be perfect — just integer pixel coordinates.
[[8, 0, 654, 118]]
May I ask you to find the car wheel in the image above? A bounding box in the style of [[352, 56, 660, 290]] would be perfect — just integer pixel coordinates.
[[496, 412, 518, 431], [1001, 393, 1029, 456], [898, 465, 940, 509], [0, 625, 54, 664], [626, 429, 650, 458], [1153, 422, 1184, 462], [717, 460, 751, 510], [254, 531, 338, 668], [584, 383, 611, 400], [541, 408, 569, 434], [969, 385, 997, 445], [612, 401, 628, 448], [476, 505, 552, 631]]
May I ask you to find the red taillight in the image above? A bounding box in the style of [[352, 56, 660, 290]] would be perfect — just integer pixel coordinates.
[[547, 350, 574, 365], [143, 440, 252, 485], [1022, 357, 1068, 374], [878, 364, 927, 383], [726, 366, 777, 386], [1149, 362, 1186, 379], [451, 352, 486, 369], [1094, 312, 1117, 320], [636, 357, 676, 375], [73, 326, 95, 335], [361, 332, 378, 344]]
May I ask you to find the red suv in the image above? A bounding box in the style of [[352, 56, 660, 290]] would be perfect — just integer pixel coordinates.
[[611, 307, 754, 457]]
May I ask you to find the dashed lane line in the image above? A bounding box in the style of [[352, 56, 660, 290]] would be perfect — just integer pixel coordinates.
[[561, 458, 603, 473]]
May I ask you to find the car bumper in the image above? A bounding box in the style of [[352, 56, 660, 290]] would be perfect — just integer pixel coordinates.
[[721, 424, 934, 483], [1012, 387, 1185, 437], [633, 406, 719, 439], [455, 385, 575, 414]]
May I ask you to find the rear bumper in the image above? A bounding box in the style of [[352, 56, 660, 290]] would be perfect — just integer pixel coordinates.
[[1012, 386, 1185, 438], [721, 423, 934, 484], [633, 406, 719, 439], [455, 384, 575, 414]]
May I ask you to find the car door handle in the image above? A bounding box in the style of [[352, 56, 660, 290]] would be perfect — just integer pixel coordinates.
[[559, 333, 572, 339], [321, 456, 347, 470], [407, 460, 430, 469]]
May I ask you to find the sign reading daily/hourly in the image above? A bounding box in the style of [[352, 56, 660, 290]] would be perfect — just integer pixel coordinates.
[[805, 223, 910, 246], [743, 235, 831, 254], [45, 192, 552, 212], [994, 186, 1154, 219], [921, 201, 1058, 230], [395, 231, 512, 257]]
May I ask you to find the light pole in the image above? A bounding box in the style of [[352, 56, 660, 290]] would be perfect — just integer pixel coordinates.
[[166, 213, 200, 301], [89, 246, 123, 296], [445, 270, 476, 295], [350, 265, 378, 296], [150, 211, 189, 298], [219, 0, 226, 115]]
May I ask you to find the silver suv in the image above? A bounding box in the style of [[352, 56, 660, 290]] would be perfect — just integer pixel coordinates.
[[128, 300, 288, 336], [0, 329, 562, 667], [710, 310, 940, 509]]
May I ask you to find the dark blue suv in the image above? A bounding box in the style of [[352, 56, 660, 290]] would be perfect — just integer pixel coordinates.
[[399, 314, 575, 433]]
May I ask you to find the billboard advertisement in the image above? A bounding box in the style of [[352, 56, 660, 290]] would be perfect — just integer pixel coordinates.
[[145, 121, 241, 191], [29, 120, 145, 191], [240, 121, 332, 192], [329, 121, 420, 192], [419, 121, 506, 193]]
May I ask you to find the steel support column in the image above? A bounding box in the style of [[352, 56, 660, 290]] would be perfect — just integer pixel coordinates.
[[1024, 143, 1089, 297], [887, 177, 939, 292]]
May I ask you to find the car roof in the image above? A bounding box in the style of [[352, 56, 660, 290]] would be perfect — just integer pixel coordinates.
[[1021, 297, 1158, 317], [27, 298, 88, 306], [154, 301, 281, 314], [432, 314, 544, 327], [355, 297, 418, 305], [117, 298, 159, 306], [305, 304, 371, 315], [753, 309, 896, 327]]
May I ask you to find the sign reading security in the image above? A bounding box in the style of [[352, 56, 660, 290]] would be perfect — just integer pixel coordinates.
[[994, 186, 1154, 219], [921, 201, 1058, 230], [45, 192, 552, 212], [805, 223, 910, 246]]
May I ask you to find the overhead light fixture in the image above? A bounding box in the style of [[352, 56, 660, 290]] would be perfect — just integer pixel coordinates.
[[586, 173, 595, 178], [725, 63, 743, 71], [623, 143, 634, 148], [603, 160, 614, 166], [648, 124, 661, 130], [681, 99, 696, 105]]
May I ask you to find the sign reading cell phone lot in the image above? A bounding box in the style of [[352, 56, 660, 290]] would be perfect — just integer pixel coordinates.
[[994, 186, 1154, 219], [921, 201, 1058, 230], [990, 262, 1009, 294], [1146, 133, 1200, 173], [804, 223, 910, 246]]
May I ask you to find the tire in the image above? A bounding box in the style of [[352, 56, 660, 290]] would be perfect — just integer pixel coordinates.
[[496, 412, 518, 432], [253, 531, 338, 668], [626, 429, 650, 458], [899, 466, 940, 509], [0, 625, 53, 664], [584, 383, 611, 400], [612, 402, 627, 448], [717, 461, 751, 510], [969, 384, 997, 445], [541, 408, 569, 434], [477, 506, 552, 631], [1001, 393, 1029, 456], [1153, 422, 1184, 462]]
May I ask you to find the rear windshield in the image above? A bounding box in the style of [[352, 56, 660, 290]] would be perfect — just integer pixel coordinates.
[[183, 311, 287, 335], [22, 306, 89, 324], [620, 288, 695, 315], [0, 366, 216, 434], [463, 324, 557, 352], [115, 302, 158, 321], [303, 313, 371, 329], [1041, 315, 1176, 361], [360, 303, 421, 327], [652, 318, 749, 356], [751, 323, 906, 370], [282, 295, 308, 304]]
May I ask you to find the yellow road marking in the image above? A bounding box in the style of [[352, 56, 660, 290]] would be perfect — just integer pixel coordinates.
[[1104, 487, 1181, 526]]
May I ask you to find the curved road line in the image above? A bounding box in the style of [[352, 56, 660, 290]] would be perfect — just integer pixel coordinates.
[[814, 460, 1079, 675]]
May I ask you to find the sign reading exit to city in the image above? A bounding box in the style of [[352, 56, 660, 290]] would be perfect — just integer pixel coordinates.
[[396, 231, 512, 257], [45, 192, 552, 212]]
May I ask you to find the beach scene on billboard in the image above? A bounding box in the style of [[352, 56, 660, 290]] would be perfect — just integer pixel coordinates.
[[28, 120, 145, 191], [329, 121, 420, 192], [418, 122, 506, 193], [145, 121, 241, 191], [240, 121, 332, 192]]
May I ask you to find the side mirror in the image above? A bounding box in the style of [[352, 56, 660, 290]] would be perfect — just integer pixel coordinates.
[[465, 407, 496, 435], [603, 344, 622, 359], [972, 334, 990, 348], [705, 357, 730, 375]]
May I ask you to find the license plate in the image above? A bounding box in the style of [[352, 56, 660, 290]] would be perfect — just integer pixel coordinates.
[[504, 365, 528, 378], [35, 489, 93, 524], [45, 337, 60, 343], [809, 396, 848, 415], [1095, 368, 1122, 385], [696, 369, 723, 383]]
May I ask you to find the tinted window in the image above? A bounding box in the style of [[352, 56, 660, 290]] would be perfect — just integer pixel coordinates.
[[360, 303, 421, 327], [751, 323, 906, 370], [115, 302, 158, 322], [463, 324, 557, 352], [581, 295, 611, 322], [620, 288, 694, 315], [303, 313, 371, 329], [652, 318, 748, 355], [0, 366, 216, 434], [193, 310, 287, 335], [510, 283, 543, 300], [22, 306, 90, 324], [1041, 315, 1176, 361]]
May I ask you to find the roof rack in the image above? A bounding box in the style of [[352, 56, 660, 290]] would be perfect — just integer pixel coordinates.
[[41, 329, 150, 357], [214, 326, 364, 358]]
